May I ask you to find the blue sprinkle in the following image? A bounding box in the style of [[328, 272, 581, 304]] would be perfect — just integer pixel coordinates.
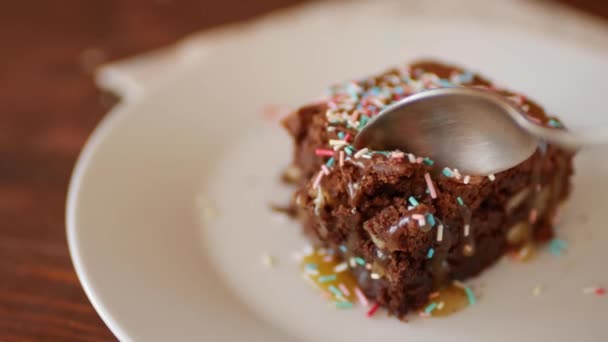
[[437, 79, 454, 88], [344, 146, 354, 156], [424, 302, 438, 314], [370, 87, 381, 95], [354, 257, 366, 266], [548, 119, 562, 128], [426, 214, 436, 227], [305, 263, 318, 271], [328, 285, 343, 297], [456, 197, 464, 206], [394, 86, 405, 95], [326, 157, 335, 168], [335, 301, 354, 309], [318, 274, 337, 283], [408, 196, 419, 207], [549, 238, 568, 256], [442, 168, 454, 178], [427, 248, 435, 259], [460, 71, 474, 83], [464, 287, 476, 305], [339, 245, 347, 252], [338, 132, 345, 139], [423, 157, 434, 166]]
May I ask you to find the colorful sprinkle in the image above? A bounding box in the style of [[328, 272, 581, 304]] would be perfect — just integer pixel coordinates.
[[354, 257, 366, 266], [354, 148, 369, 159], [334, 262, 348, 273], [335, 301, 354, 309], [437, 224, 444, 242], [367, 303, 380, 317], [344, 146, 354, 156], [549, 238, 568, 256], [339, 283, 351, 296], [423, 157, 434, 166], [408, 196, 419, 206], [318, 274, 337, 283], [426, 213, 436, 227], [442, 168, 454, 178], [427, 248, 435, 259], [464, 224, 471, 237], [488, 174, 496, 181], [424, 302, 438, 314], [424, 172, 437, 199], [328, 285, 343, 297], [326, 157, 335, 168], [548, 119, 562, 128], [339, 245, 347, 252], [464, 287, 476, 305], [355, 287, 370, 307], [407, 153, 416, 163], [529, 209, 538, 224], [463, 175, 470, 184], [315, 148, 334, 157], [456, 196, 464, 206], [339, 151, 345, 167]]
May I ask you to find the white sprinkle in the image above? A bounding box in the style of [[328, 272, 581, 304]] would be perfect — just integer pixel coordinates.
[[327, 126, 336, 132], [349, 257, 357, 267], [391, 151, 405, 159], [365, 263, 372, 270], [464, 224, 471, 237], [408, 153, 416, 163], [371, 273, 381, 279], [437, 301, 445, 310], [339, 151, 345, 167], [261, 253, 275, 268], [464, 175, 471, 184], [437, 224, 444, 242], [329, 139, 348, 147], [355, 287, 370, 307], [488, 174, 496, 181], [453, 169, 462, 180], [522, 104, 530, 112], [354, 148, 369, 159], [334, 262, 348, 273], [582, 286, 600, 294], [361, 154, 372, 159], [302, 245, 314, 256]]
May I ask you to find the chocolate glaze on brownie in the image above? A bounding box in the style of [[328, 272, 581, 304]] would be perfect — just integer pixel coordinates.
[[282, 60, 574, 317]]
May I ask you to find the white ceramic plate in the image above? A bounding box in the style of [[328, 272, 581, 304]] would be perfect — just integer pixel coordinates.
[[67, 4, 608, 341]]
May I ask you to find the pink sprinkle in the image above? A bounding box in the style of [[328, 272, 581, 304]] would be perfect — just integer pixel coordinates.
[[321, 165, 330, 175], [315, 149, 334, 157], [527, 115, 542, 124], [339, 151, 345, 167], [596, 288, 606, 296], [339, 283, 351, 296], [343, 133, 352, 142], [529, 209, 538, 224], [312, 171, 324, 189], [418, 311, 431, 318], [323, 255, 334, 262], [424, 173, 437, 199], [412, 214, 425, 220], [367, 303, 380, 318], [416, 157, 424, 164], [355, 287, 369, 307]]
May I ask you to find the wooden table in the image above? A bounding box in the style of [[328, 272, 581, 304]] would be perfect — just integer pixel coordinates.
[[0, 1, 603, 341]]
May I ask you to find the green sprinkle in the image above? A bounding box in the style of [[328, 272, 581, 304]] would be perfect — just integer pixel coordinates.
[[424, 302, 438, 314], [326, 157, 335, 167], [442, 168, 454, 178], [305, 263, 318, 271], [423, 157, 434, 166], [328, 285, 343, 297], [344, 146, 354, 156], [354, 257, 366, 266], [426, 214, 436, 227], [548, 119, 562, 128], [464, 287, 476, 305], [338, 132, 345, 139], [408, 196, 419, 206], [358, 115, 370, 130], [549, 238, 568, 256], [318, 274, 337, 283], [427, 248, 435, 259], [335, 301, 354, 309], [456, 197, 464, 206], [375, 151, 391, 157]]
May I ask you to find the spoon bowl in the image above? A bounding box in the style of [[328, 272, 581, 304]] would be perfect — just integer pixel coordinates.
[[354, 88, 553, 175]]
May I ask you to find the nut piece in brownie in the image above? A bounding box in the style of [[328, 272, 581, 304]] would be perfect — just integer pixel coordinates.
[[282, 60, 574, 317]]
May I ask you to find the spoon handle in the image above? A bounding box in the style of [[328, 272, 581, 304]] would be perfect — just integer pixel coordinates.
[[524, 124, 607, 150]]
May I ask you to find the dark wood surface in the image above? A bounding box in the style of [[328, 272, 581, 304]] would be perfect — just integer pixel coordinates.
[[0, 1, 604, 341]]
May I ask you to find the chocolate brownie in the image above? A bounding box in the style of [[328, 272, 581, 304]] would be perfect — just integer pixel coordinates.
[[282, 60, 574, 317]]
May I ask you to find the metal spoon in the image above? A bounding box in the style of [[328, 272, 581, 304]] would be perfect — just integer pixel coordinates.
[[354, 87, 601, 175]]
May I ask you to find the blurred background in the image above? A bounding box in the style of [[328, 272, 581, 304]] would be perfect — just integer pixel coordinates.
[[0, 0, 606, 340]]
